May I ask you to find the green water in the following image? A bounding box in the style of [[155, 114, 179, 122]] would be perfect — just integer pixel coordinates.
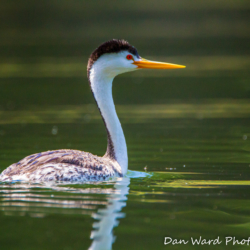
[[1, 1, 250, 249], [1, 80, 250, 250]]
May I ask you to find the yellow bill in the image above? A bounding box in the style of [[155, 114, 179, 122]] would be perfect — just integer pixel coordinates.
[[133, 58, 185, 69]]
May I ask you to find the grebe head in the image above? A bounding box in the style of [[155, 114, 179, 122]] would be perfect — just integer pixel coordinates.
[[87, 39, 140, 78], [87, 39, 185, 79]]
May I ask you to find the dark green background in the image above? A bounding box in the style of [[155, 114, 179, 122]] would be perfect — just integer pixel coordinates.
[[0, 1, 250, 250]]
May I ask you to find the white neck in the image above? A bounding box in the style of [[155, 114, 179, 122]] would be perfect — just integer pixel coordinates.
[[89, 66, 128, 175]]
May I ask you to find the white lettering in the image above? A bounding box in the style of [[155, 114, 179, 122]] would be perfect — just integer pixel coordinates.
[[246, 237, 250, 246], [164, 237, 172, 245], [172, 239, 188, 245], [191, 237, 202, 245], [233, 237, 250, 245], [213, 236, 222, 245], [164, 237, 189, 245], [179, 239, 189, 245], [225, 236, 233, 245]]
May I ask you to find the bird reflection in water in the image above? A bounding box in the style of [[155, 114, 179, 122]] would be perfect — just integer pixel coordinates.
[[0, 177, 131, 250], [89, 177, 130, 250]]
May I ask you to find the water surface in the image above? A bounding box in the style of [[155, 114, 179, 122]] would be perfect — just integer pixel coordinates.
[[1, 100, 250, 249], [0, 2, 250, 247]]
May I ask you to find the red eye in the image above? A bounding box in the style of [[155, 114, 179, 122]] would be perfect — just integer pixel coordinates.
[[126, 54, 133, 60]]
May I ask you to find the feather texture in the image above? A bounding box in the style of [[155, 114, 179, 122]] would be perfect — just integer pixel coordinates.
[[0, 150, 122, 182]]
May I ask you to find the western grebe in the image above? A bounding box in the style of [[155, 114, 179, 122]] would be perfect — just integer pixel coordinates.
[[0, 39, 185, 183]]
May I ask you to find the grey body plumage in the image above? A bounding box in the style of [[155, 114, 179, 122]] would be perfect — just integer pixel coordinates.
[[0, 150, 121, 182]]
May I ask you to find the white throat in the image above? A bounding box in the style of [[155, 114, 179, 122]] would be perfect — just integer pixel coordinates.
[[89, 63, 128, 175]]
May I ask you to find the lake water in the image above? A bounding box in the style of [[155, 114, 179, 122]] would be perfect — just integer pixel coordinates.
[[0, 1, 250, 249], [0, 71, 250, 250]]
